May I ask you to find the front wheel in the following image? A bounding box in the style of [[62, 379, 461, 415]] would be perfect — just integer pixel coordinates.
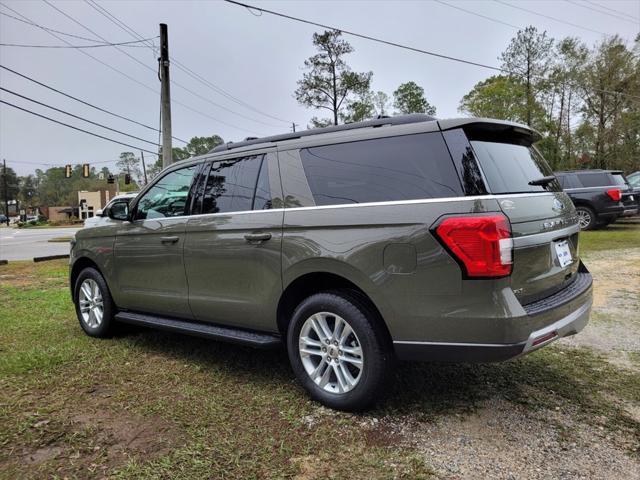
[[74, 267, 116, 338], [287, 291, 393, 411]]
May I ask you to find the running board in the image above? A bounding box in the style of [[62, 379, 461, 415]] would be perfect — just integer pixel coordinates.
[[115, 312, 282, 349]]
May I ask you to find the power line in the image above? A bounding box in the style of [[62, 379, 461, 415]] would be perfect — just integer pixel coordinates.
[[225, 0, 640, 102], [432, 0, 522, 30], [2, 3, 260, 136], [0, 10, 105, 43], [584, 0, 639, 21], [0, 87, 161, 146], [224, 0, 505, 73], [493, 0, 609, 35], [0, 65, 188, 144], [566, 0, 639, 24], [0, 99, 159, 154], [85, 0, 292, 126], [0, 37, 157, 48], [43, 0, 274, 131]]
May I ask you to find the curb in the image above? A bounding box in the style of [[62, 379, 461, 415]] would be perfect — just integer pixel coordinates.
[[33, 254, 70, 263]]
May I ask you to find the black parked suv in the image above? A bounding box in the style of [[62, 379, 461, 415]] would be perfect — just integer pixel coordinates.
[[555, 170, 638, 230]]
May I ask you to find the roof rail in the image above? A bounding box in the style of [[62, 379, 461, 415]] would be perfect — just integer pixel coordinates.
[[209, 113, 437, 153]]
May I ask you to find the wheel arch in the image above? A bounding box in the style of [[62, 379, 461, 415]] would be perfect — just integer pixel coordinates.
[[70, 256, 102, 302], [276, 271, 393, 348]]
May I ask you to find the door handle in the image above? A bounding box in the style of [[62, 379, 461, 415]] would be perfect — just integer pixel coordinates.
[[244, 233, 272, 243], [160, 236, 180, 244]]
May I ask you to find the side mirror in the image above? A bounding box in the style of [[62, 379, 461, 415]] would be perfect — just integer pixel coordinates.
[[108, 202, 129, 221], [95, 209, 103, 217]]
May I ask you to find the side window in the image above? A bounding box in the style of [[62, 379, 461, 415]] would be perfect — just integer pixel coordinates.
[[134, 165, 198, 220], [299, 133, 463, 206], [577, 173, 609, 188], [252, 156, 272, 210], [202, 155, 264, 214]]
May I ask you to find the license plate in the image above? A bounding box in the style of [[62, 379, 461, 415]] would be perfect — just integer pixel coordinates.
[[555, 240, 573, 268]]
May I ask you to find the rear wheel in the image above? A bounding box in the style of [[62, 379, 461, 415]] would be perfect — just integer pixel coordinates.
[[287, 291, 393, 411], [575, 206, 596, 230], [74, 267, 116, 337]]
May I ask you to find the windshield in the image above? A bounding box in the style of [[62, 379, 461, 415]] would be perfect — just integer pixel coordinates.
[[470, 141, 561, 194]]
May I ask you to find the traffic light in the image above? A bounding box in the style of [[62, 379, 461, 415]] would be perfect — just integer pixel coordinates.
[[107, 174, 115, 184], [65, 164, 72, 178], [124, 173, 131, 185], [82, 163, 90, 178]]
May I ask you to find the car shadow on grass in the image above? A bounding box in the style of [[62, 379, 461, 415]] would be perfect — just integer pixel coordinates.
[[116, 325, 639, 441]]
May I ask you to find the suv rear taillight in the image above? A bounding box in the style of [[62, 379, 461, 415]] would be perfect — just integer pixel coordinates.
[[606, 189, 621, 201], [435, 214, 513, 278]]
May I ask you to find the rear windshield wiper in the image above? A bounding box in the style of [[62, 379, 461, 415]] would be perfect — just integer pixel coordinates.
[[528, 175, 556, 186]]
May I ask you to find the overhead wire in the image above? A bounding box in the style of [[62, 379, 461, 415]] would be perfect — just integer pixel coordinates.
[[584, 0, 639, 21], [0, 65, 187, 144], [565, 0, 640, 24], [492, 0, 610, 35], [41, 0, 277, 130], [0, 37, 157, 48], [1, 99, 159, 154], [432, 0, 522, 30], [1, 2, 261, 136], [223, 0, 640, 102], [0, 87, 161, 146], [85, 0, 293, 126]]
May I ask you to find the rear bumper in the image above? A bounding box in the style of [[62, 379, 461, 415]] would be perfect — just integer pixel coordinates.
[[621, 207, 639, 217], [394, 267, 592, 363]]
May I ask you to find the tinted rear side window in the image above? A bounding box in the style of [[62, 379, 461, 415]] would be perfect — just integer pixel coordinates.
[[299, 133, 462, 206], [201, 155, 263, 214], [470, 141, 560, 194], [576, 173, 610, 187], [610, 173, 628, 187]]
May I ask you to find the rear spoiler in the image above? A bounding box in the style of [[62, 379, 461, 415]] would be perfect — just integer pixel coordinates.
[[438, 118, 542, 146]]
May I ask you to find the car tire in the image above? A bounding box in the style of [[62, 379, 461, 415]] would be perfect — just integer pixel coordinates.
[[287, 291, 393, 411], [74, 267, 116, 338], [575, 206, 597, 230]]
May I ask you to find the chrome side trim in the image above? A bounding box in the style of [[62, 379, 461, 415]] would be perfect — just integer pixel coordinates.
[[138, 193, 555, 222], [512, 223, 580, 248]]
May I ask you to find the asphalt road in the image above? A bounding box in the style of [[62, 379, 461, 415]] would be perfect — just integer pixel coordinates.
[[0, 227, 81, 261]]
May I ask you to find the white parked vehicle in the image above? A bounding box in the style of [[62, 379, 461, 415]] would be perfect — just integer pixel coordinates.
[[83, 192, 138, 228]]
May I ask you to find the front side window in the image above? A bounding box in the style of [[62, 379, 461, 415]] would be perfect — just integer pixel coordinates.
[[201, 155, 264, 214], [134, 165, 198, 220], [299, 133, 463, 206]]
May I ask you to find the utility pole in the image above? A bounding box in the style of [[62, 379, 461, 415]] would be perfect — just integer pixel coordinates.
[[140, 151, 148, 185], [159, 23, 173, 169], [291, 122, 299, 133], [2, 159, 9, 225]]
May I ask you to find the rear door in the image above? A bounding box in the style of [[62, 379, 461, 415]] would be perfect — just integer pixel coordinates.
[[184, 151, 284, 332], [458, 129, 580, 304]]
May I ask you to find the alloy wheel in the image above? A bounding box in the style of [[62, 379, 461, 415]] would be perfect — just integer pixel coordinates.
[[577, 209, 591, 229], [78, 278, 104, 328], [298, 312, 364, 394]]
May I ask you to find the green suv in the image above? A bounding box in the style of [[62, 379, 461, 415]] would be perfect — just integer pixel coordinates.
[[70, 115, 592, 411]]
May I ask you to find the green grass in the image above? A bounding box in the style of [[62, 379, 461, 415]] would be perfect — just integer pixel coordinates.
[[580, 219, 640, 252], [1, 221, 639, 478]]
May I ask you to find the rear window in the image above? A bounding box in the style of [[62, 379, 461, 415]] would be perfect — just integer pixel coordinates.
[[610, 173, 628, 187], [299, 133, 463, 206], [470, 141, 560, 194]]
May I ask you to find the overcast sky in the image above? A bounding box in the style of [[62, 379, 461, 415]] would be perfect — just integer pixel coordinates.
[[1, 0, 638, 176]]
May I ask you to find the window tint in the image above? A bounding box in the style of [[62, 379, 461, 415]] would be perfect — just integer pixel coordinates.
[[134, 165, 197, 220], [299, 133, 462, 206], [470, 141, 560, 194], [201, 155, 264, 214], [576, 173, 611, 188], [252, 156, 272, 210]]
